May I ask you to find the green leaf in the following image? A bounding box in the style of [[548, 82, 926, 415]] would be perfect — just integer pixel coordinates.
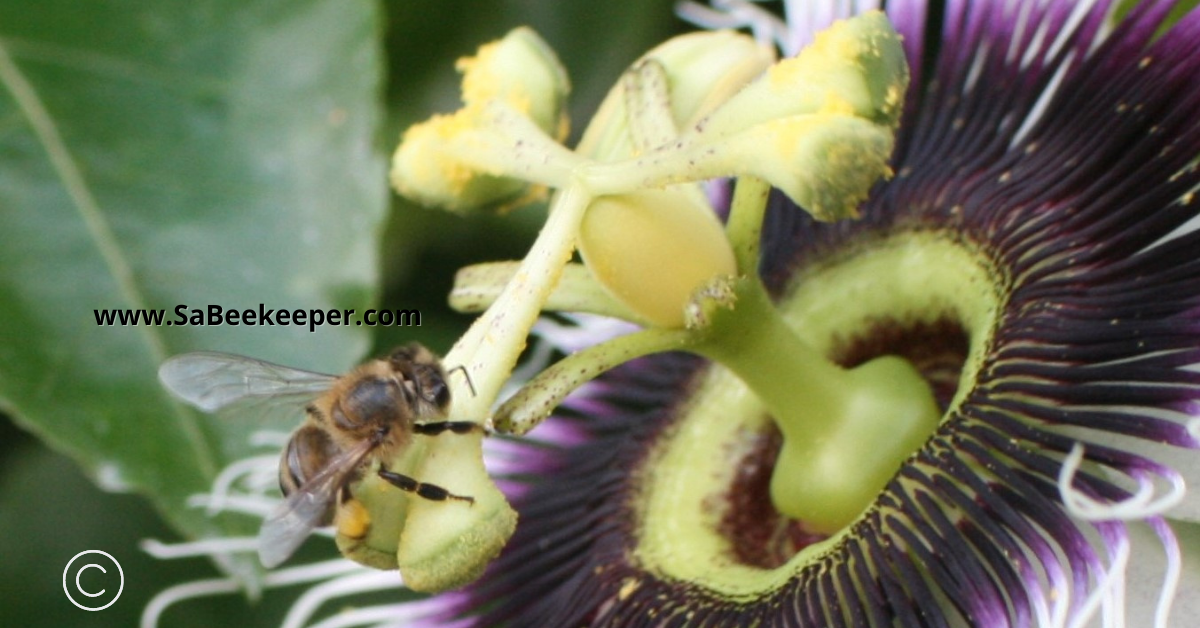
[[0, 0, 386, 556], [1114, 0, 1200, 31]]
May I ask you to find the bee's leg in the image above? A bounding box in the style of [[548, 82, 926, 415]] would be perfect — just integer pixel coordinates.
[[412, 421, 488, 436], [378, 465, 475, 505]]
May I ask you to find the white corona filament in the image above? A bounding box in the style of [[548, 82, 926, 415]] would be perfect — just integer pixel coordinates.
[[1057, 442, 1184, 628]]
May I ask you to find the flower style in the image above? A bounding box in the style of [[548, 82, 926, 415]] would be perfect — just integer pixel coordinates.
[[143, 1, 1200, 627]]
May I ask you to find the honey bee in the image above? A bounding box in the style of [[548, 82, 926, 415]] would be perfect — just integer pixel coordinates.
[[158, 343, 481, 568]]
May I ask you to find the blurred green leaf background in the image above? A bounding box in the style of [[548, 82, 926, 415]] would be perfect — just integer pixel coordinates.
[[0, 0, 683, 625]]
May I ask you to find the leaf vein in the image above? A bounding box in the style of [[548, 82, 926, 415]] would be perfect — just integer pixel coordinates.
[[0, 37, 218, 477]]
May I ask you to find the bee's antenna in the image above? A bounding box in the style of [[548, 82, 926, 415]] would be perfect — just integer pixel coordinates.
[[448, 365, 477, 397]]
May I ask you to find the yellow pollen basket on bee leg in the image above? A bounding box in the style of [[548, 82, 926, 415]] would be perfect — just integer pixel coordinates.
[[335, 467, 409, 570], [335, 497, 372, 543]]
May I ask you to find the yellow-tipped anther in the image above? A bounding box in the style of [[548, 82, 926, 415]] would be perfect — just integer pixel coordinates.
[[579, 12, 908, 222], [391, 27, 571, 214], [578, 190, 736, 328], [668, 11, 907, 221], [696, 11, 908, 139], [458, 26, 570, 140], [391, 105, 533, 213], [719, 113, 895, 221]]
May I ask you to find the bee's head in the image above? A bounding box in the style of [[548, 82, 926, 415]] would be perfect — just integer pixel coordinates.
[[388, 344, 451, 412]]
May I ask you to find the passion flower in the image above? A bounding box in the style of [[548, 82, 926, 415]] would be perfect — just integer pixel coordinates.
[[451, 1, 1200, 626], [142, 1, 1200, 627]]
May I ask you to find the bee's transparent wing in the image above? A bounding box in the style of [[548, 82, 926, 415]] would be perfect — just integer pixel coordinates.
[[257, 438, 375, 568], [158, 352, 336, 412]]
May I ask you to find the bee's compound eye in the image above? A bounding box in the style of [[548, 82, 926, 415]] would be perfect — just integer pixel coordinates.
[[423, 372, 451, 409], [280, 425, 338, 496]]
